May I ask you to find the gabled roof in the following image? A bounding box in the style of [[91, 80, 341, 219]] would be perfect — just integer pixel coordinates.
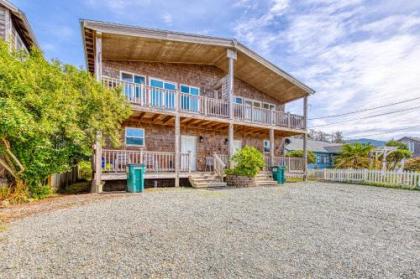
[[0, 0, 38, 49], [285, 138, 343, 154], [80, 19, 315, 103], [399, 136, 420, 143]]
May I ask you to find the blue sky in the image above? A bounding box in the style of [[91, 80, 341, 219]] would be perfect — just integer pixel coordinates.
[[13, 0, 420, 140]]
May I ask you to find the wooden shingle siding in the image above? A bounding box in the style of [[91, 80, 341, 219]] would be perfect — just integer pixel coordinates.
[[0, 6, 6, 40]]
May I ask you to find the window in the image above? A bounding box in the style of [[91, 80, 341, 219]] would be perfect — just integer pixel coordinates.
[[149, 78, 177, 109], [263, 140, 271, 153], [125, 128, 145, 146], [120, 72, 145, 100], [180, 84, 200, 112], [233, 96, 243, 104]]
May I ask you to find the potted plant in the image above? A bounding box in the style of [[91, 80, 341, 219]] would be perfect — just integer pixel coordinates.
[[225, 146, 265, 187]]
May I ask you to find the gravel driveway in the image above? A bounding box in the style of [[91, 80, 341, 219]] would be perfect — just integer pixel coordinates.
[[1, 183, 419, 278]]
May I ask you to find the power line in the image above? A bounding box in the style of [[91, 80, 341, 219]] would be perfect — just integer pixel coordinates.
[[310, 104, 420, 128], [347, 125, 420, 139], [309, 96, 420, 120]]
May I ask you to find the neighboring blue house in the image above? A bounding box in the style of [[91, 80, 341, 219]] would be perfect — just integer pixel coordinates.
[[285, 138, 342, 169]]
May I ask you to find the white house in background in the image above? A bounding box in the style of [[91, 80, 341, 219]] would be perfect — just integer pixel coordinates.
[[398, 137, 420, 158]]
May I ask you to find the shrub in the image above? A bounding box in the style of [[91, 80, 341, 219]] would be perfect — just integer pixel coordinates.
[[286, 150, 316, 164], [228, 146, 264, 177], [64, 182, 90, 194], [404, 158, 420, 172], [29, 184, 52, 200], [79, 161, 92, 181]]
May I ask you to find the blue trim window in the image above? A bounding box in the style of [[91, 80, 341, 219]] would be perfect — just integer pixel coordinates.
[[180, 84, 200, 112], [149, 78, 177, 109], [125, 128, 145, 146], [121, 72, 145, 99]]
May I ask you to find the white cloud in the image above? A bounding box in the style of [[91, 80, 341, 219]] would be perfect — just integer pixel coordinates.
[[234, 0, 420, 140], [162, 13, 173, 25]]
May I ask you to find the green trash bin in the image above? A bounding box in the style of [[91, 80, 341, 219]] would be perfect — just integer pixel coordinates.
[[271, 166, 286, 185], [127, 164, 145, 193]]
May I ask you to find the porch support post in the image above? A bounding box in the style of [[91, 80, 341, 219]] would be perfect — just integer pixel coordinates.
[[175, 93, 181, 187], [228, 123, 234, 167], [227, 49, 237, 167], [270, 128, 275, 168], [95, 32, 102, 81], [92, 132, 102, 193], [92, 32, 103, 193], [303, 96, 308, 181]]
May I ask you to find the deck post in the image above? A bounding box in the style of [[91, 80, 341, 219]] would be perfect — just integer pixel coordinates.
[[270, 128, 275, 168], [175, 93, 181, 187], [92, 132, 102, 193], [303, 96, 308, 181], [227, 49, 237, 167], [92, 32, 103, 193]]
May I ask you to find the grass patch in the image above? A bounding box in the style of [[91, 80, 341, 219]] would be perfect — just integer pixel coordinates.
[[286, 177, 304, 183]]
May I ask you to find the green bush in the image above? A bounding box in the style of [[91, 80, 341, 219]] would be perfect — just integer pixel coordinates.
[[29, 185, 52, 200], [286, 150, 316, 164], [64, 182, 90, 194], [79, 161, 92, 181], [228, 146, 264, 177]]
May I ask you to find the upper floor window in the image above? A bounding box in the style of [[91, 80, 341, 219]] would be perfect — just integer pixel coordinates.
[[121, 72, 145, 99], [233, 96, 276, 110], [180, 84, 200, 112], [149, 77, 177, 109], [125, 128, 145, 146]]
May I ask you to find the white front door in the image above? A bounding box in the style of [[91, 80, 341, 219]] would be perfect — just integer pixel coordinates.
[[181, 135, 197, 171], [233, 140, 242, 154]]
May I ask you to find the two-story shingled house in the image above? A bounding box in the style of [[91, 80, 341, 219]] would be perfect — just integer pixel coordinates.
[[0, 0, 37, 52], [80, 20, 314, 192]]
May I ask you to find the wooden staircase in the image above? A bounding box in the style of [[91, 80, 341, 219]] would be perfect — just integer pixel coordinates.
[[255, 171, 278, 187], [189, 172, 227, 188]]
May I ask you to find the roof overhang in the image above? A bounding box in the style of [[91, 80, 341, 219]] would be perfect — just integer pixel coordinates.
[[80, 19, 315, 103], [0, 0, 38, 50]]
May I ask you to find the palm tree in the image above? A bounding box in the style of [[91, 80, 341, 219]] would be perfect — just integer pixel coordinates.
[[335, 143, 373, 169]]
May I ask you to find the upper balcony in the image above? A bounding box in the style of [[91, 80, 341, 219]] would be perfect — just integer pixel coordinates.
[[102, 76, 305, 131]]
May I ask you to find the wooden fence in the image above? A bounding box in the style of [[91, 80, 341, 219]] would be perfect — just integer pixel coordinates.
[[48, 166, 79, 190], [309, 169, 420, 189]]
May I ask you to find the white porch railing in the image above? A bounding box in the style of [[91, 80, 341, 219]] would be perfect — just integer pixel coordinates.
[[103, 76, 305, 130], [101, 149, 190, 173], [213, 153, 226, 180], [309, 169, 420, 189]]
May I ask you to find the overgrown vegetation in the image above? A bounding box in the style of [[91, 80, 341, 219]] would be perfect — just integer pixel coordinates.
[[382, 140, 412, 170], [63, 182, 90, 195], [404, 158, 420, 172], [78, 161, 93, 181], [286, 150, 316, 164], [225, 146, 264, 177], [0, 42, 131, 203]]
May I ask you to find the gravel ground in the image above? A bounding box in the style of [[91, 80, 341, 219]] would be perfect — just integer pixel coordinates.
[[0, 182, 419, 278]]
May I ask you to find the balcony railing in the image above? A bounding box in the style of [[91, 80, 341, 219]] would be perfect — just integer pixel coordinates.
[[103, 77, 304, 130], [101, 149, 191, 173]]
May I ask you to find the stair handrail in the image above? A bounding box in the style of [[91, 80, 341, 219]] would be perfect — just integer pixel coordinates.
[[213, 153, 226, 180]]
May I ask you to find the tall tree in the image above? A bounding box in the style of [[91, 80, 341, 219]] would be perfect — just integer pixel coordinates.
[[335, 143, 373, 169], [383, 140, 412, 170], [0, 42, 131, 198]]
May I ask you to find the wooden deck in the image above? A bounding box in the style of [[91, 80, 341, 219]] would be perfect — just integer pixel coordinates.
[[102, 77, 305, 133]]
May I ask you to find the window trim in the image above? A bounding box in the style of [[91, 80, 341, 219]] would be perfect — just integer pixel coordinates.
[[120, 71, 146, 84], [124, 127, 145, 147], [149, 76, 178, 90], [233, 96, 276, 110]]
